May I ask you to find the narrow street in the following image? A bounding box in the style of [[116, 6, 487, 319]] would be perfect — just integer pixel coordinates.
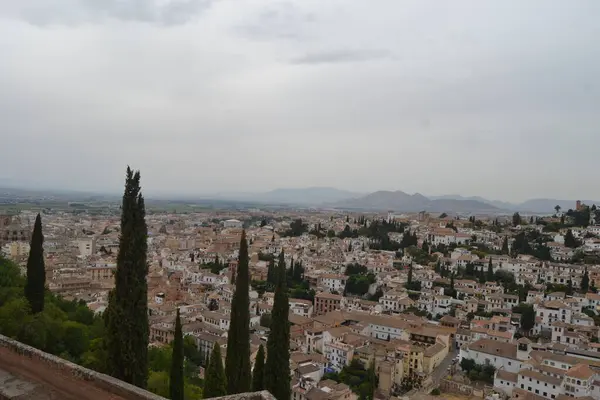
[[431, 349, 459, 386]]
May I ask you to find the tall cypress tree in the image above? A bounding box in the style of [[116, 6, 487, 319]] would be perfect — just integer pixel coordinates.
[[582, 268, 590, 293], [267, 258, 276, 285], [225, 230, 251, 394], [407, 262, 413, 285], [501, 237, 509, 254], [204, 343, 227, 398], [104, 167, 149, 388], [25, 213, 45, 314], [479, 264, 486, 284], [252, 344, 265, 392], [170, 308, 184, 400], [487, 258, 494, 282], [265, 250, 291, 400]]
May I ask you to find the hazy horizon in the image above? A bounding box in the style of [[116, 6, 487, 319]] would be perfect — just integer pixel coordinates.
[[1, 180, 597, 206], [1, 0, 599, 203]]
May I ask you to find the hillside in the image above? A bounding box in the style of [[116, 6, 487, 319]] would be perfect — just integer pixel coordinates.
[[330, 190, 499, 212]]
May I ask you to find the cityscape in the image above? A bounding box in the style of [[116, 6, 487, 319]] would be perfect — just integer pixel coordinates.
[[2, 169, 600, 400], [2, 1, 600, 400]]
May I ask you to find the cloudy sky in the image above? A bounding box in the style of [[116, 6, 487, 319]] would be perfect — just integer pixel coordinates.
[[1, 0, 599, 202]]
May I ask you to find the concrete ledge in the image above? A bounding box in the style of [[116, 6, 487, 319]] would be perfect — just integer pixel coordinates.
[[207, 391, 277, 400], [0, 334, 167, 400], [0, 334, 275, 400]]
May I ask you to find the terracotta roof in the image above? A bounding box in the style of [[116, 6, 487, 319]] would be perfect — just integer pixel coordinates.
[[423, 342, 446, 357], [519, 368, 561, 385], [467, 339, 517, 359], [566, 363, 595, 379], [543, 300, 569, 309], [315, 292, 343, 300], [496, 369, 518, 383]]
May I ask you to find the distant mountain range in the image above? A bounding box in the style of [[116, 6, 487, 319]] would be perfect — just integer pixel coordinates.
[[427, 195, 599, 214], [1, 184, 597, 214], [213, 188, 597, 214], [328, 191, 500, 213]]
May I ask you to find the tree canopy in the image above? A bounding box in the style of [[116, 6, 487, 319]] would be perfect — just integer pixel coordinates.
[[104, 167, 149, 389]]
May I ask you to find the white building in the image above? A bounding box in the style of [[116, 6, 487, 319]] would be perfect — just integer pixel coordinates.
[[223, 219, 243, 228], [317, 274, 347, 293], [77, 237, 96, 257]]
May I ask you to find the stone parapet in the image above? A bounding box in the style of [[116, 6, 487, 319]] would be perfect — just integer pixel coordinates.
[[0, 334, 166, 400]]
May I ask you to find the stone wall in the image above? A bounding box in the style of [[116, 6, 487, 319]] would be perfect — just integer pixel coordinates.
[[0, 334, 166, 400], [208, 391, 277, 400], [0, 334, 276, 400]]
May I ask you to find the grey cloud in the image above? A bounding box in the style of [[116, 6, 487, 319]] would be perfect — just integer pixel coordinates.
[[1, 0, 600, 201], [234, 1, 316, 41], [1, 0, 214, 26], [290, 49, 391, 65]]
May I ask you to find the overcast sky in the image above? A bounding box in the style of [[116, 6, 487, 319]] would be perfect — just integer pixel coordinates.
[[1, 0, 599, 202]]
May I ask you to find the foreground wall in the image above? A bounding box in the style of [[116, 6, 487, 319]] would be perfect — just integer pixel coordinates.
[[0, 334, 276, 400], [0, 334, 166, 400]]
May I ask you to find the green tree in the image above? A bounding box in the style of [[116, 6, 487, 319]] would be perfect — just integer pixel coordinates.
[[104, 167, 149, 388], [520, 304, 536, 333], [260, 313, 272, 328], [25, 213, 46, 314], [147, 370, 170, 397], [487, 258, 494, 282], [512, 212, 522, 227], [265, 251, 291, 400], [407, 263, 413, 285], [225, 230, 251, 394], [567, 279, 574, 296], [501, 236, 509, 254], [62, 321, 90, 359], [252, 344, 265, 392], [170, 308, 184, 400], [448, 273, 456, 298], [582, 268, 590, 293], [564, 229, 578, 248], [267, 258, 276, 285], [204, 343, 227, 398]]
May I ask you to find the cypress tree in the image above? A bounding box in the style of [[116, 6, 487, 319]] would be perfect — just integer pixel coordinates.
[[288, 256, 294, 281], [204, 343, 227, 398], [265, 250, 291, 400], [567, 279, 573, 296], [252, 344, 265, 392], [25, 213, 45, 314], [267, 258, 276, 285], [501, 237, 509, 254], [225, 230, 251, 394], [582, 268, 590, 293], [407, 262, 413, 284], [170, 308, 184, 400], [104, 167, 149, 388], [487, 258, 494, 282]]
